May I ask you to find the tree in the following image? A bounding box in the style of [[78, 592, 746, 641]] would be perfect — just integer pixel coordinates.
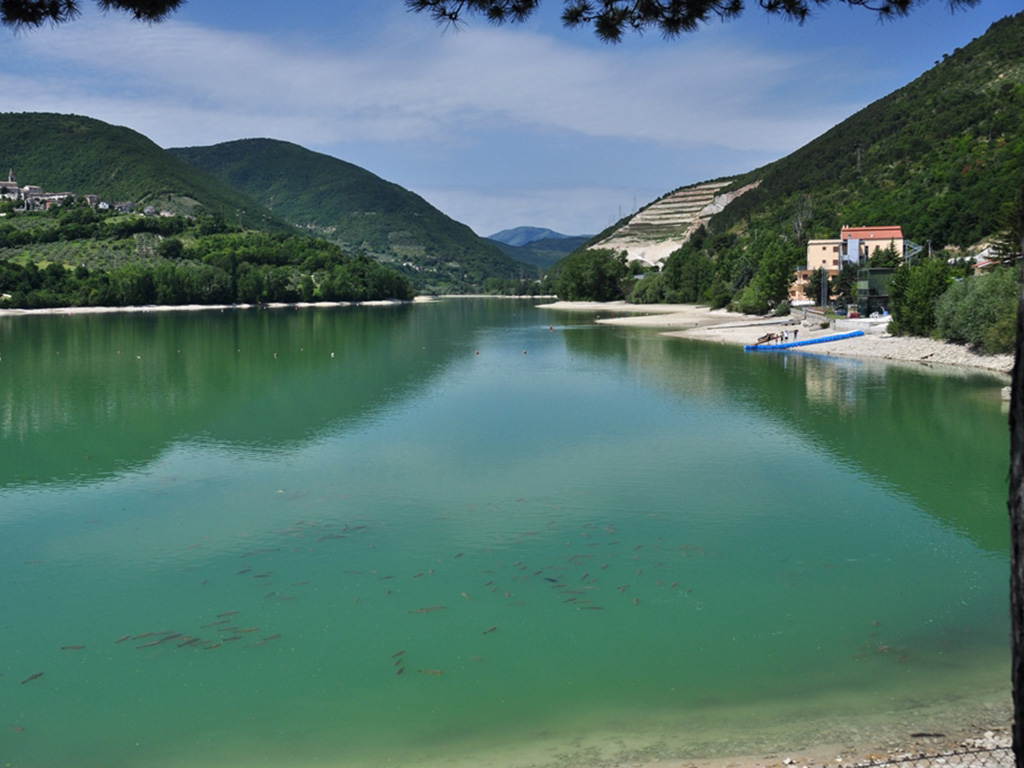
[[555, 249, 629, 301], [406, 0, 980, 42], [829, 261, 858, 305], [1, 0, 979, 40], [888, 257, 951, 336], [1009, 189, 1024, 768], [806, 266, 827, 306], [1, 0, 182, 28]]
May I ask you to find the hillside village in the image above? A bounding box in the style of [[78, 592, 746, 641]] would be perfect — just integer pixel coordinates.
[[0, 169, 149, 215]]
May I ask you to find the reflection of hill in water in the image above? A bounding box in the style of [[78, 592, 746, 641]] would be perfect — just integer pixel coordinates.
[[562, 326, 1010, 555], [0, 302, 482, 488]]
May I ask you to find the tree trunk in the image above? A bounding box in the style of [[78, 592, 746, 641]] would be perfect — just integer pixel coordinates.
[[1010, 218, 1024, 768]]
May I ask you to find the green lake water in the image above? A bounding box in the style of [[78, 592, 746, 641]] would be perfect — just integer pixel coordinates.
[[0, 299, 1012, 768]]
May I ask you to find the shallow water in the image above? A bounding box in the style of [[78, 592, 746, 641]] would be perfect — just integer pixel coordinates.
[[0, 299, 1011, 768]]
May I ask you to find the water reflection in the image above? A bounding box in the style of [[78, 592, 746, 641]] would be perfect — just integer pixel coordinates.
[[558, 320, 1009, 554], [0, 303, 475, 487]]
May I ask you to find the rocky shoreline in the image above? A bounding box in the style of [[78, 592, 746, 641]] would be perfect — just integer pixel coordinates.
[[536, 301, 1013, 377]]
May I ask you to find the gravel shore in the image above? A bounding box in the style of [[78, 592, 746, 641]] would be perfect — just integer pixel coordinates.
[[536, 301, 1013, 377]]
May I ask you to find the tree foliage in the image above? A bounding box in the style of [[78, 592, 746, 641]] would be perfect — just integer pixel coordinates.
[[405, 0, 978, 42], [1, 0, 182, 29], [554, 249, 629, 301], [887, 257, 952, 337], [935, 265, 1019, 353], [0, 205, 415, 308], [0, 0, 978, 41]]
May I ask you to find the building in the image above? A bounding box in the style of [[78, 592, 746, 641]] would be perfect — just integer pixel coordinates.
[[0, 169, 19, 199], [840, 225, 904, 264], [790, 225, 904, 305], [792, 239, 842, 305]]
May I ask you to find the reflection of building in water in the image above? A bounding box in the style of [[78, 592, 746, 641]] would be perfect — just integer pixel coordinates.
[[802, 355, 875, 416]]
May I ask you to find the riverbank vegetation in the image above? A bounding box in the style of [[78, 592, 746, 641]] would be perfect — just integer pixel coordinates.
[[0, 202, 414, 308]]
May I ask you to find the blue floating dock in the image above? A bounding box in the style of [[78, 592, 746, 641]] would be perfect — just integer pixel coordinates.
[[744, 329, 864, 352]]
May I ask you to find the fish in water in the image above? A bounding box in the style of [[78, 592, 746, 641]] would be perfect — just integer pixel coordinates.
[[20, 673, 44, 685], [391, 650, 406, 658], [115, 635, 131, 644], [417, 669, 444, 676], [483, 626, 498, 635], [409, 606, 446, 614], [396, 667, 405, 675]]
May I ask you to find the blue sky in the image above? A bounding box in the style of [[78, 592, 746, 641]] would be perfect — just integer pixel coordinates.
[[0, 0, 1019, 236]]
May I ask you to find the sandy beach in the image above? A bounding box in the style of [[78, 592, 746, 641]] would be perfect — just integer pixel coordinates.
[[537, 301, 1014, 377]]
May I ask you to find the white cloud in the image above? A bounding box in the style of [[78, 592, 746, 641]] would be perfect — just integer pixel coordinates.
[[5, 10, 849, 155]]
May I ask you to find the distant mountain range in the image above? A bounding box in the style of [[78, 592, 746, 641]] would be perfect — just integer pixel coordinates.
[[486, 227, 591, 270], [488, 227, 578, 246]]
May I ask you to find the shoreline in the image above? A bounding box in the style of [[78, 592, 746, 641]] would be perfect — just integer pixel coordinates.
[[0, 298, 434, 317], [2, 296, 1009, 376], [536, 300, 1013, 376]]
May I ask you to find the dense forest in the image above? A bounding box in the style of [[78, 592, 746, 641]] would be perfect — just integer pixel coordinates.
[[0, 201, 414, 308]]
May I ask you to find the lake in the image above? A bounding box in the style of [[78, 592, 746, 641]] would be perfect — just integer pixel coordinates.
[[0, 298, 1011, 768]]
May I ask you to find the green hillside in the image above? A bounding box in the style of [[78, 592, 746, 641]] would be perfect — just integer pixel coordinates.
[[0, 113, 289, 232], [715, 10, 1024, 249], [563, 11, 1024, 314], [169, 138, 528, 293]]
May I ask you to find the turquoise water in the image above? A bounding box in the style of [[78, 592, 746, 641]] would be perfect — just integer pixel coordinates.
[[0, 300, 1011, 768]]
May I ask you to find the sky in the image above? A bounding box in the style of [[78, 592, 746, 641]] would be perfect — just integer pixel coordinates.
[[0, 0, 1020, 237]]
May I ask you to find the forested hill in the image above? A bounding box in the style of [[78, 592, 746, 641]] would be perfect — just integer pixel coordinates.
[[169, 138, 528, 293], [710, 9, 1024, 250], [0, 113, 289, 232], [560, 10, 1024, 311]]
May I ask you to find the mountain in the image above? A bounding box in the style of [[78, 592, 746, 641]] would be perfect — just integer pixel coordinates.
[[488, 227, 576, 247], [708, 9, 1024, 251], [488, 234, 592, 270], [568, 11, 1024, 304], [0, 113, 290, 232], [169, 139, 528, 293]]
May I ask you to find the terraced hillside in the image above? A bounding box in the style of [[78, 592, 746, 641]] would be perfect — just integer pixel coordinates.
[[590, 180, 759, 265]]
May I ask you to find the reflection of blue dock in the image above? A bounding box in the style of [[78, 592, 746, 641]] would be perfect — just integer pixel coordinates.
[[745, 330, 864, 352]]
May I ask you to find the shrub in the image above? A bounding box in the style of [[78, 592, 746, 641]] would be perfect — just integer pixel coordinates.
[[935, 265, 1019, 353]]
